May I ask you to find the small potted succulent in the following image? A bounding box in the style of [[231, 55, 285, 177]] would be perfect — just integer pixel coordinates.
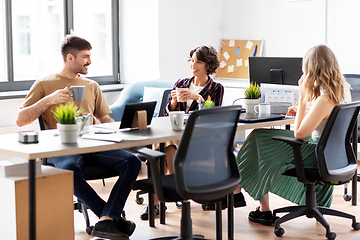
[[243, 82, 261, 113], [203, 96, 215, 109], [53, 101, 82, 143]]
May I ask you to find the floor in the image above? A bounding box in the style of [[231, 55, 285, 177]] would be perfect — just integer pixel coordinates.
[[74, 163, 360, 240]]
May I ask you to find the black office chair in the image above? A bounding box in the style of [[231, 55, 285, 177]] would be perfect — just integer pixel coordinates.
[[271, 101, 360, 240], [342, 74, 360, 201], [134, 89, 172, 203], [132, 105, 242, 240], [38, 115, 120, 235], [132, 89, 171, 227]]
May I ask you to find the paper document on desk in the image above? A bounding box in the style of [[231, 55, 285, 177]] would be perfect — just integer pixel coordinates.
[[81, 134, 122, 142]]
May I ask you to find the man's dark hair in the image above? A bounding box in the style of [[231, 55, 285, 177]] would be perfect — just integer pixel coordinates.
[[189, 45, 220, 75], [61, 35, 92, 62]]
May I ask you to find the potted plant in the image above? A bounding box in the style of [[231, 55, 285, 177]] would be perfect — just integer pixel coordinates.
[[53, 102, 82, 143], [203, 96, 215, 109], [243, 82, 261, 114]]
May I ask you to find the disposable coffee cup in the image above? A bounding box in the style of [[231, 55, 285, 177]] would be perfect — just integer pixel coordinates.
[[169, 111, 185, 130], [69, 86, 85, 101]]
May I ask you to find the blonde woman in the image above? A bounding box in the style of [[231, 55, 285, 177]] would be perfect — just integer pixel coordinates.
[[236, 45, 349, 226]]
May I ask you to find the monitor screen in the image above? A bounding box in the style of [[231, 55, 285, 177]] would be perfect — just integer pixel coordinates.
[[249, 57, 303, 86], [119, 101, 157, 129]]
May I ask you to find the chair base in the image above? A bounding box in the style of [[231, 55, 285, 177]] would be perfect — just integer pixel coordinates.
[[273, 205, 360, 240], [150, 201, 208, 240], [150, 235, 206, 240]]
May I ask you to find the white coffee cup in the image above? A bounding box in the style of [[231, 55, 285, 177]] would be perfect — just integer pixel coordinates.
[[69, 86, 85, 101], [254, 103, 271, 115], [169, 111, 185, 130], [176, 88, 189, 102]]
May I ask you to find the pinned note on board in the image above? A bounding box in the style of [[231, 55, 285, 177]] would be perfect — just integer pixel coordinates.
[[236, 59, 243, 67], [229, 39, 235, 47], [220, 61, 227, 68], [228, 65, 234, 73], [216, 39, 264, 80], [245, 41, 254, 50], [223, 51, 230, 60]]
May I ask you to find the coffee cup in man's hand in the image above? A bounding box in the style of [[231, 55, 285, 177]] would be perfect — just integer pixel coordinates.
[[69, 86, 85, 101]]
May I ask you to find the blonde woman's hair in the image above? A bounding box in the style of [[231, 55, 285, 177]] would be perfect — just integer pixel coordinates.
[[302, 44, 348, 104]]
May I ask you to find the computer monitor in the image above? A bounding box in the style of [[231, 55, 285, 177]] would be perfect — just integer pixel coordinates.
[[249, 57, 303, 86]]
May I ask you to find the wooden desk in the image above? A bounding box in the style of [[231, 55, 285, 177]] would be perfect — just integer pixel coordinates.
[[0, 115, 328, 240]]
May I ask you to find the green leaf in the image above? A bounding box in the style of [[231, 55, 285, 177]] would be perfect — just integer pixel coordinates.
[[52, 102, 82, 124]]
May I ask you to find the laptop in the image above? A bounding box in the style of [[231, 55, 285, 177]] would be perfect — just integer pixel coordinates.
[[238, 113, 285, 123]]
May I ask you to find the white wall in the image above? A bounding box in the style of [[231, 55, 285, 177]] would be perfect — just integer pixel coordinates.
[[158, 0, 223, 81], [119, 0, 160, 83], [222, 0, 326, 58], [328, 0, 360, 74]]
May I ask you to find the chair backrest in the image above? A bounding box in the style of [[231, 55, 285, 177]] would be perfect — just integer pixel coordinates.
[[316, 101, 360, 182], [109, 80, 174, 121], [174, 105, 242, 203], [344, 74, 360, 101], [38, 115, 46, 130], [158, 89, 171, 117]]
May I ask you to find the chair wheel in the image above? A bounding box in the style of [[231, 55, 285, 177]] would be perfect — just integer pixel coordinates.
[[326, 231, 336, 240], [274, 227, 284, 237], [352, 222, 360, 230], [86, 226, 93, 235], [136, 196, 144, 204], [343, 194, 352, 201]]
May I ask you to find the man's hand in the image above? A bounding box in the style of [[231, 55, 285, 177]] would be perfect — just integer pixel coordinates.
[[46, 87, 70, 105]]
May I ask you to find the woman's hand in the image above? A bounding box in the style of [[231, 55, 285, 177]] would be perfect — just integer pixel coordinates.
[[298, 75, 306, 103], [178, 89, 204, 102], [287, 105, 298, 116]]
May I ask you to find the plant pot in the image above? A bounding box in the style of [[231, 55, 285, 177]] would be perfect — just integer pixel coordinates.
[[57, 123, 80, 143], [242, 98, 261, 114]]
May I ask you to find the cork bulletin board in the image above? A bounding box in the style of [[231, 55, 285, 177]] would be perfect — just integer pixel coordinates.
[[216, 39, 264, 80]]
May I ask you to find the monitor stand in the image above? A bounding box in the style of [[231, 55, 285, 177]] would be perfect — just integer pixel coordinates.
[[131, 110, 148, 130]]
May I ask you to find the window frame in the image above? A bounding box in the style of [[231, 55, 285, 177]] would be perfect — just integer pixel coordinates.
[[1, 0, 120, 93]]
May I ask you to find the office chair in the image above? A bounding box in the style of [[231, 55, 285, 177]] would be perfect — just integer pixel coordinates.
[[38, 115, 120, 235], [132, 105, 242, 240], [342, 74, 360, 201], [134, 89, 172, 205], [132, 89, 171, 227], [271, 101, 360, 240]]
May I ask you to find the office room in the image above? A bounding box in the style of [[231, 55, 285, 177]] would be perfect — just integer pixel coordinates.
[[0, 0, 360, 239]]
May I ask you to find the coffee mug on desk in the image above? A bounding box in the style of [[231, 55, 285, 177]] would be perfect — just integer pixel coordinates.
[[169, 111, 185, 130], [69, 86, 85, 101], [254, 103, 271, 115]]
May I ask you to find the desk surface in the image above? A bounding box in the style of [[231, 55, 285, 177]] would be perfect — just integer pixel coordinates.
[[0, 116, 295, 160]]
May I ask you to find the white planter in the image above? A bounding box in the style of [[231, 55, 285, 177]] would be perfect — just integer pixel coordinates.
[[57, 123, 80, 143], [242, 98, 261, 114]]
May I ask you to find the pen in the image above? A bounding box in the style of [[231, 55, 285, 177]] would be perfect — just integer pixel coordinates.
[[79, 113, 91, 134], [286, 101, 299, 115]]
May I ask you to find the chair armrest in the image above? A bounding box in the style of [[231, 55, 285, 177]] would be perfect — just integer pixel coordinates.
[[271, 136, 311, 183], [131, 147, 167, 202]]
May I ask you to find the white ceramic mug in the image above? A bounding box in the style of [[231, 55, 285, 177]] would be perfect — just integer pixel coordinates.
[[169, 111, 185, 130], [176, 88, 189, 102], [254, 103, 271, 115], [69, 86, 85, 101]]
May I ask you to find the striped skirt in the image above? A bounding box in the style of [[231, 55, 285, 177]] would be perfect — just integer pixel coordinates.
[[236, 128, 333, 207]]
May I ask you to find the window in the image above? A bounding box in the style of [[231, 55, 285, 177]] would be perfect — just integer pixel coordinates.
[[1, 0, 119, 92], [0, 0, 6, 82]]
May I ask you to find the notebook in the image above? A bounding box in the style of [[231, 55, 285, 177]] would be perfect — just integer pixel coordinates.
[[238, 113, 285, 123]]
